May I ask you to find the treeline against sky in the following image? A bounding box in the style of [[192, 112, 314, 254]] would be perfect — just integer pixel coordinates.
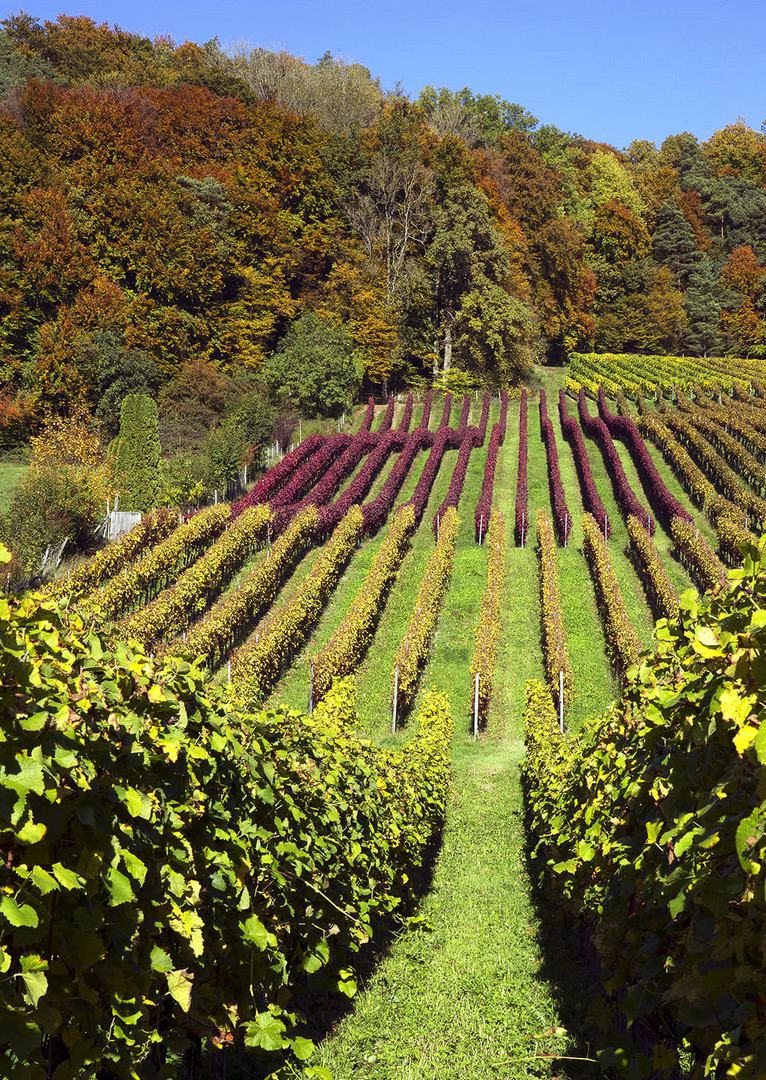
[[1, 12, 766, 433]]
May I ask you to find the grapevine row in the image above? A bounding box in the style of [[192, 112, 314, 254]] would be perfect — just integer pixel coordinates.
[[581, 512, 641, 677], [377, 394, 395, 432], [625, 515, 679, 622], [270, 434, 354, 507], [231, 434, 325, 518], [597, 388, 691, 530], [1, 586, 453, 1075], [536, 509, 574, 708], [46, 508, 178, 598], [670, 517, 728, 594], [311, 506, 416, 702], [559, 391, 611, 537], [674, 394, 766, 492], [121, 505, 272, 650], [399, 392, 414, 432], [91, 504, 231, 620], [578, 389, 654, 534], [392, 506, 458, 717], [177, 506, 318, 670], [658, 405, 766, 528], [539, 389, 571, 545], [474, 391, 508, 541], [469, 509, 505, 727], [232, 507, 364, 706]]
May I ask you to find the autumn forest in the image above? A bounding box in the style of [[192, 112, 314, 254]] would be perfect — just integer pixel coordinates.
[[1, 11, 766, 439]]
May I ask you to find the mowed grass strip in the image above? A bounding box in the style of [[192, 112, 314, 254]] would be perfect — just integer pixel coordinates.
[[317, 383, 605, 1079], [404, 436, 491, 740], [317, 740, 589, 1080]]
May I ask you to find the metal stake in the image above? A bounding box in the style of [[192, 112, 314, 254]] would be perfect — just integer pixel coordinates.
[[473, 673, 480, 740], [392, 667, 399, 733], [559, 670, 564, 734]]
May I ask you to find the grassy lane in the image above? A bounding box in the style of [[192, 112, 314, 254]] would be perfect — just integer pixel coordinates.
[[485, 398, 547, 736], [319, 391, 601, 1080], [404, 440, 491, 738], [351, 399, 500, 737], [317, 739, 591, 1080], [268, 397, 498, 712]]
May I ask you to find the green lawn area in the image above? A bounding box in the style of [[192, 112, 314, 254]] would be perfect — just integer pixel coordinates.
[[0, 463, 26, 515]]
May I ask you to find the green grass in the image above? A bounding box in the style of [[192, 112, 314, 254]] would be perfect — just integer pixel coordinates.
[[318, 740, 596, 1080], [0, 463, 26, 514]]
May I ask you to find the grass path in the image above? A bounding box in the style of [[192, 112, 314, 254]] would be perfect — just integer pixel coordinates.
[[317, 384, 607, 1079], [317, 741, 594, 1080]]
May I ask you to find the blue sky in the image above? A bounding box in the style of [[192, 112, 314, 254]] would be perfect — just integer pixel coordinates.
[[7, 0, 766, 148]]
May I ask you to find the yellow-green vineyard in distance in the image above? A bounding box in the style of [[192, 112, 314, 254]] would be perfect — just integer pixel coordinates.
[[3, 356, 766, 1080]]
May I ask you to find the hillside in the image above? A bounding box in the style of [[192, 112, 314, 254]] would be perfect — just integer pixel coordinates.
[[1, 12, 766, 442], [2, 360, 765, 1078]]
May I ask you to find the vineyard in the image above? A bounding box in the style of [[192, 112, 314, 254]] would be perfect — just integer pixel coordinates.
[[3, 360, 766, 1080]]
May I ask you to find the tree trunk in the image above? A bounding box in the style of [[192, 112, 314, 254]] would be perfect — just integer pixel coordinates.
[[433, 340, 440, 378], [443, 325, 452, 372], [184, 1036, 202, 1080]]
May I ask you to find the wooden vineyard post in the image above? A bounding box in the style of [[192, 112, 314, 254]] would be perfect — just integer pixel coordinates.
[[479, 514, 484, 545], [564, 513, 569, 548], [520, 513, 525, 548], [436, 514, 440, 540], [309, 658, 314, 716], [559, 669, 564, 734], [473, 672, 480, 740], [392, 667, 399, 734], [227, 660, 231, 685]]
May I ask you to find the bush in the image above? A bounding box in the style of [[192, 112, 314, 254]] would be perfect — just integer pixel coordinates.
[[260, 311, 362, 418], [0, 405, 113, 573], [201, 419, 247, 494], [0, 464, 109, 573], [158, 358, 230, 453]]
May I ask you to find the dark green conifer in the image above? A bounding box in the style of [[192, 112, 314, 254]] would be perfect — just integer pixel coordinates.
[[113, 394, 161, 512]]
